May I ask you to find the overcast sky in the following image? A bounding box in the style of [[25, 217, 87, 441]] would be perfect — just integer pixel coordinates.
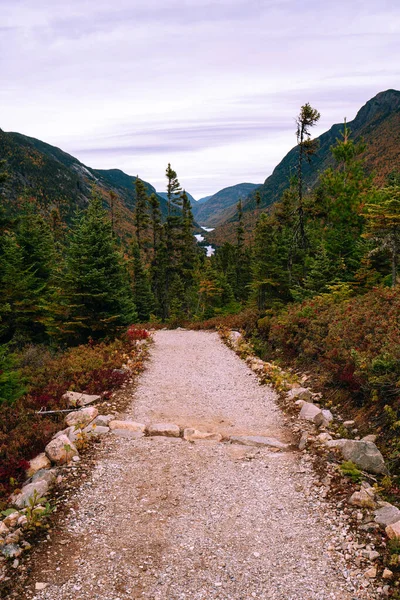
[[1, 0, 399, 198]]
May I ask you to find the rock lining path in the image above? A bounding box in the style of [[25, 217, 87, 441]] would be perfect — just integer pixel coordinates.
[[26, 330, 375, 599]]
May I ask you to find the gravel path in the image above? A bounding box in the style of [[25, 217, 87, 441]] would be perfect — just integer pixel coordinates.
[[27, 330, 375, 599]]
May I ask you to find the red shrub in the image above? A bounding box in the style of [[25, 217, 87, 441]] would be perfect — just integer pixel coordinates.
[[126, 326, 150, 341]]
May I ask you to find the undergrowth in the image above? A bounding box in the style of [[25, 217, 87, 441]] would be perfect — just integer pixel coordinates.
[[0, 327, 148, 507]]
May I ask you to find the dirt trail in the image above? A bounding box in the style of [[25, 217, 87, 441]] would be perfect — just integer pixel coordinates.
[[22, 331, 374, 599]]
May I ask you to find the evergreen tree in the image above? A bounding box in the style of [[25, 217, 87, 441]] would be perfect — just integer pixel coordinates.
[[294, 103, 320, 253], [0, 205, 58, 343], [64, 192, 137, 341], [165, 163, 182, 216], [132, 243, 155, 321], [134, 177, 149, 251], [149, 193, 162, 253], [319, 121, 373, 280], [234, 200, 251, 301], [180, 191, 197, 287], [363, 183, 400, 288]]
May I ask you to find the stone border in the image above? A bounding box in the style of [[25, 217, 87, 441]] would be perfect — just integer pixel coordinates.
[[220, 329, 399, 596]]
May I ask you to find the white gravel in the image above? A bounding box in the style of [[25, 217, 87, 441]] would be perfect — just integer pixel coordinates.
[[27, 330, 380, 599]]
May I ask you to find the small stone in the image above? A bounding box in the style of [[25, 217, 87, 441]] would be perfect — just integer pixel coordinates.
[[183, 429, 222, 442], [0, 522, 10, 536], [386, 519, 400, 539], [362, 434, 377, 443], [1, 544, 22, 559], [364, 566, 377, 578], [94, 414, 114, 427], [26, 453, 51, 477], [368, 551, 380, 561], [17, 515, 28, 527], [343, 420, 355, 428], [383, 568, 393, 580], [72, 455, 80, 462], [83, 424, 110, 437], [147, 423, 181, 438], [5, 528, 22, 544], [3, 513, 19, 528], [65, 407, 98, 428], [108, 420, 145, 432], [35, 582, 49, 591], [349, 488, 376, 509], [298, 432, 308, 451], [317, 432, 332, 443], [287, 387, 313, 402]]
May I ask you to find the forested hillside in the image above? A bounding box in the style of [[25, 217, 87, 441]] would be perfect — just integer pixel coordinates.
[[208, 89, 400, 244], [0, 129, 169, 242]]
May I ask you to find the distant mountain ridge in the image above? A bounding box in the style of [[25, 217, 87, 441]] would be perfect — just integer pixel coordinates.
[[0, 129, 169, 240], [208, 89, 400, 243], [191, 183, 260, 227]]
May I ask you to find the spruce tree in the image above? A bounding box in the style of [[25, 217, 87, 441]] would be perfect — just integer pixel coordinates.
[[64, 192, 137, 341], [294, 103, 320, 251], [134, 177, 149, 251], [149, 193, 162, 253], [165, 163, 182, 216], [363, 184, 400, 288], [132, 243, 155, 321]]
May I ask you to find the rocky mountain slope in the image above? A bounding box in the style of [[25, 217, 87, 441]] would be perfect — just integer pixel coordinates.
[[0, 129, 169, 240], [191, 182, 260, 227], [208, 89, 400, 244]]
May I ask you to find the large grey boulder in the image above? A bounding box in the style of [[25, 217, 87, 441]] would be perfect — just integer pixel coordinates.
[[10, 480, 49, 509], [65, 407, 98, 428], [327, 439, 387, 474], [45, 434, 79, 465], [299, 402, 322, 422], [374, 504, 400, 527]]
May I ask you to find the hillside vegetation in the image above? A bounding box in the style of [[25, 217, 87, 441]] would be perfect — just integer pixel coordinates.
[[208, 89, 400, 244]]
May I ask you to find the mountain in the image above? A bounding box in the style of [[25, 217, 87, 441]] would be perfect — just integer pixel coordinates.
[[208, 89, 400, 244], [0, 129, 169, 240], [191, 183, 260, 227], [157, 191, 197, 206], [196, 195, 212, 205]]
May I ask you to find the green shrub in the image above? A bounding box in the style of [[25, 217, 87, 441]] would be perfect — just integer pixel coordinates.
[[339, 461, 363, 483], [0, 344, 26, 405]]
